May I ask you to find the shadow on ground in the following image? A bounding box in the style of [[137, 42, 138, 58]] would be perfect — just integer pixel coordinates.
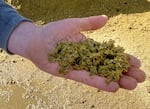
[[7, 0, 150, 23]]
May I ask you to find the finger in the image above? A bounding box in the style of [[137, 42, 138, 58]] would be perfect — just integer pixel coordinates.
[[65, 70, 119, 92], [119, 75, 137, 90], [69, 33, 87, 42], [127, 54, 141, 68], [40, 62, 119, 92], [78, 15, 108, 31], [50, 15, 108, 35], [125, 67, 146, 82]]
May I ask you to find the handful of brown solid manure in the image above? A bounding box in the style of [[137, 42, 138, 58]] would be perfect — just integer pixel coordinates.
[[48, 38, 130, 82]]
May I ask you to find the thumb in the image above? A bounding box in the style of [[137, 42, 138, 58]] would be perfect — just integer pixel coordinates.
[[78, 15, 108, 31]]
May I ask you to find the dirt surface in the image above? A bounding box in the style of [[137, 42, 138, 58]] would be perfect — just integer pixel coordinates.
[[0, 0, 150, 109]]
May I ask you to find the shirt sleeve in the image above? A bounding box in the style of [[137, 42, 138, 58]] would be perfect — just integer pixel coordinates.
[[0, 0, 29, 53]]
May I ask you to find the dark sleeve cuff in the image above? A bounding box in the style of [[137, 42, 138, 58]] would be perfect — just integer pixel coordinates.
[[0, 1, 30, 53]]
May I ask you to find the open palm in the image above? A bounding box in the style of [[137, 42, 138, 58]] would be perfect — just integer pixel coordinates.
[[8, 15, 145, 92]]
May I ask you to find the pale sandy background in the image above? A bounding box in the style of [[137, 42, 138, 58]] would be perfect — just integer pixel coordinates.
[[0, 0, 150, 109]]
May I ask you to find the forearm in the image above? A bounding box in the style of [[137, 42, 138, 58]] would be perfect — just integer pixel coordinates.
[[0, 0, 28, 52]]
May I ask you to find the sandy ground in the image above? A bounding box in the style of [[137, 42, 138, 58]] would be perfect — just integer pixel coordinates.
[[0, 0, 150, 109]]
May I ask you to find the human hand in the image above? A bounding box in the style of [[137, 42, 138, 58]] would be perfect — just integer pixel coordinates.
[[8, 15, 145, 92]]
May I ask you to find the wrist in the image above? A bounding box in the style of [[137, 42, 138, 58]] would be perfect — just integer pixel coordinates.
[[8, 21, 40, 58]]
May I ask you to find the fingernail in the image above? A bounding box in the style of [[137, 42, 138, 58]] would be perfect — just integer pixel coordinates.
[[101, 15, 108, 19]]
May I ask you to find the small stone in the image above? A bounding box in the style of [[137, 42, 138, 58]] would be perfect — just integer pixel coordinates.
[[116, 8, 120, 12], [10, 80, 16, 85], [128, 27, 132, 29], [97, 89, 101, 92], [91, 105, 95, 108], [82, 100, 87, 104], [124, 2, 128, 5], [146, 86, 150, 93], [112, 29, 116, 32], [20, 58, 24, 61], [12, 59, 17, 63], [0, 49, 3, 53]]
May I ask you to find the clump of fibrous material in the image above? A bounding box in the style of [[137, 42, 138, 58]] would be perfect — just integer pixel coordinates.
[[48, 38, 130, 82]]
